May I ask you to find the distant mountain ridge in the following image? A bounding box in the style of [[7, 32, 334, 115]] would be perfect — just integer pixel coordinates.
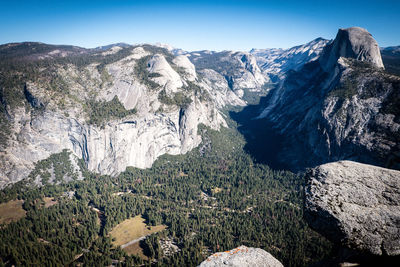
[[250, 37, 329, 81], [0, 42, 88, 61], [0, 44, 229, 188], [381, 45, 400, 76], [0, 27, 399, 188], [256, 27, 400, 170]]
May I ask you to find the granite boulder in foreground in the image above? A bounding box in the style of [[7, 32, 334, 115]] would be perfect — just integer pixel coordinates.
[[305, 161, 400, 256], [198, 246, 283, 267]]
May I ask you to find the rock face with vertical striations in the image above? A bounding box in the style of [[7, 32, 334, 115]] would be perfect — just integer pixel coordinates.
[[0, 44, 228, 188], [1, 27, 400, 190], [257, 27, 400, 171], [198, 246, 283, 267], [305, 160, 400, 256]]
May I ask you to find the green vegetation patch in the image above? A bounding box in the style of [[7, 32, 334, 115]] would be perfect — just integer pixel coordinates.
[[133, 45, 178, 91], [0, 114, 333, 267], [192, 51, 241, 74], [0, 96, 11, 150], [0, 197, 102, 266], [140, 45, 175, 64], [329, 59, 384, 100], [95, 47, 134, 73], [134, 55, 161, 90], [86, 96, 137, 127], [28, 149, 81, 185], [329, 77, 358, 99], [184, 81, 211, 102], [158, 89, 193, 109]]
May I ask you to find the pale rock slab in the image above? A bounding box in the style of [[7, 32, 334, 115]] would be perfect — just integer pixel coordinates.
[[147, 54, 183, 93], [305, 161, 400, 256], [198, 246, 283, 267]]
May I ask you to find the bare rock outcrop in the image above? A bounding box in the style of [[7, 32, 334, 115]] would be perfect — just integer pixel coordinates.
[[0, 44, 226, 188], [198, 246, 283, 267], [319, 27, 384, 70], [305, 161, 400, 256], [252, 37, 329, 80], [256, 27, 399, 171], [147, 54, 183, 93]]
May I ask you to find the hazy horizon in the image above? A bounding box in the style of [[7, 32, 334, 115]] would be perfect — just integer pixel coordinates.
[[1, 0, 399, 51]]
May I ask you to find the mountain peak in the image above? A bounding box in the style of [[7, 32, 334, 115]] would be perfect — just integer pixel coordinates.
[[319, 26, 384, 70]]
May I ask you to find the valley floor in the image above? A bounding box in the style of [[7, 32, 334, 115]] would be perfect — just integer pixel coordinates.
[[0, 118, 333, 266]]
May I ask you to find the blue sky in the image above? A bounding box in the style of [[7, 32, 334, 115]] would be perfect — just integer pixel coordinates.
[[1, 0, 399, 51]]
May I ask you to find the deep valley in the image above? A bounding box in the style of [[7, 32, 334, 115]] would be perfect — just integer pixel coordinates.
[[0, 26, 399, 267]]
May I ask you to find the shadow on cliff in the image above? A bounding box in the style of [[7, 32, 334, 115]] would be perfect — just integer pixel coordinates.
[[229, 95, 292, 171], [229, 99, 383, 173]]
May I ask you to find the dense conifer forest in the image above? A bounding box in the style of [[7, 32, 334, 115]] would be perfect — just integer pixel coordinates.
[[0, 115, 333, 266]]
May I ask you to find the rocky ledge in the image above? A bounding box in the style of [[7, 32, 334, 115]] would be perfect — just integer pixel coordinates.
[[305, 161, 400, 256], [198, 245, 283, 267]]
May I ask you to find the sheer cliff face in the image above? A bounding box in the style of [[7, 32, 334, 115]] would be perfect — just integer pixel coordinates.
[[259, 27, 400, 170], [1, 27, 398, 188], [2, 38, 323, 188], [0, 45, 231, 188], [2, 41, 294, 188]]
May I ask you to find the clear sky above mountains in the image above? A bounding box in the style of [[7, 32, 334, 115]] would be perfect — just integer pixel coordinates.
[[1, 0, 399, 51]]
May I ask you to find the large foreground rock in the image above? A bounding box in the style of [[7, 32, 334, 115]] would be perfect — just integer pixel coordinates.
[[198, 246, 283, 267], [305, 161, 400, 256]]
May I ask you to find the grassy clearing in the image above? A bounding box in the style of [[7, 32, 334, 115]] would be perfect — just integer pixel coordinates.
[[43, 197, 57, 208], [123, 242, 149, 259], [0, 199, 26, 224], [110, 215, 166, 247], [211, 187, 223, 194]]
